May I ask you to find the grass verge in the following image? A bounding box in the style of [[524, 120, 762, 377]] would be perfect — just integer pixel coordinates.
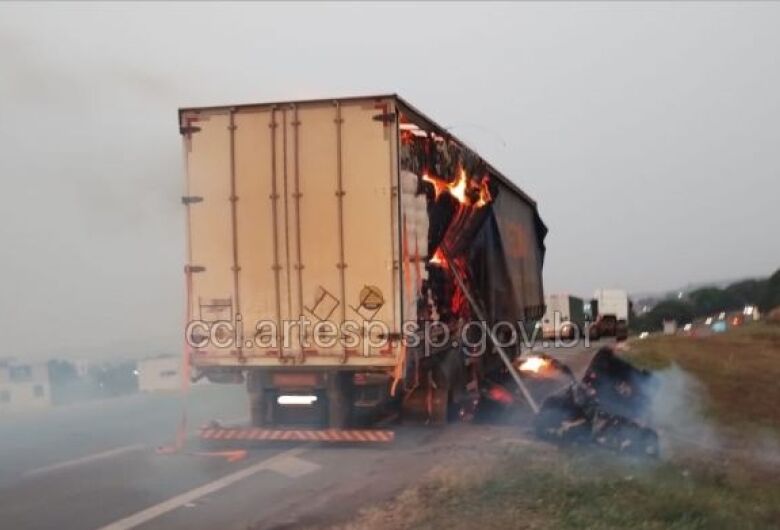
[[332, 323, 780, 529], [626, 322, 780, 433], [335, 442, 780, 530]]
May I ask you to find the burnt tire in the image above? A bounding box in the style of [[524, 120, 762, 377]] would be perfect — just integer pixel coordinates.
[[437, 348, 466, 423]]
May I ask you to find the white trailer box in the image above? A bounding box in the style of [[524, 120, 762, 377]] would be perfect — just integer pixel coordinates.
[[541, 293, 585, 339], [593, 289, 629, 323]]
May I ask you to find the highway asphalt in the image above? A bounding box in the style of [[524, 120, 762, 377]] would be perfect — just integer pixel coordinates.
[[0, 340, 607, 529]]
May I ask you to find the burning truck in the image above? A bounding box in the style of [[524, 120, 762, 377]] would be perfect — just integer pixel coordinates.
[[178, 94, 659, 452], [178, 95, 547, 434]]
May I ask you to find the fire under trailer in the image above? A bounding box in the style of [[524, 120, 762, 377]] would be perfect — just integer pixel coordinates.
[[178, 95, 547, 437]]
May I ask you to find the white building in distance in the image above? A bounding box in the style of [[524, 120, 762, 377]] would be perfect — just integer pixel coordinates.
[[0, 360, 52, 412], [137, 356, 184, 392]]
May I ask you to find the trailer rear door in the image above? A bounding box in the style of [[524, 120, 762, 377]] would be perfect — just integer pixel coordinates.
[[181, 98, 401, 367]]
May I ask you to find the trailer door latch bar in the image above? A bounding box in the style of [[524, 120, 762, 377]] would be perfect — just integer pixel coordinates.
[[182, 196, 203, 205], [372, 112, 396, 124], [179, 124, 202, 136]]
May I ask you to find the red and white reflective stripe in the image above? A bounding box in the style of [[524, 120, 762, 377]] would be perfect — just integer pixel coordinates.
[[200, 428, 394, 442]]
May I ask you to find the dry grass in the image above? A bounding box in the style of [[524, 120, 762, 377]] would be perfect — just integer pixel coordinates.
[[627, 322, 780, 432], [332, 442, 780, 530]]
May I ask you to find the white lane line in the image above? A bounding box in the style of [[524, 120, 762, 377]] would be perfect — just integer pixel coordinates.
[[96, 445, 309, 530], [265, 455, 321, 478], [23, 444, 147, 479], [21, 417, 250, 479]]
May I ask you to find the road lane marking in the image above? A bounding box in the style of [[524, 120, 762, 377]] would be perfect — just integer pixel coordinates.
[[23, 444, 147, 479], [96, 445, 309, 530], [265, 455, 321, 478]]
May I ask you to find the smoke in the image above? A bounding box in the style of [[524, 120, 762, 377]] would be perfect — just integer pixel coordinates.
[[648, 363, 722, 455], [648, 363, 780, 468]]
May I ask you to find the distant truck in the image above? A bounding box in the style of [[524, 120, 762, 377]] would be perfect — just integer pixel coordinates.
[[662, 320, 678, 335], [178, 95, 547, 430], [588, 289, 629, 341], [540, 294, 585, 340]]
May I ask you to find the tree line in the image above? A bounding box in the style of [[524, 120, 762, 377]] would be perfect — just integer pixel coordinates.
[[631, 267, 780, 332]]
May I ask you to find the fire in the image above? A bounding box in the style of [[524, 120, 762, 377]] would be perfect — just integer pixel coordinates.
[[422, 167, 491, 207], [422, 172, 449, 200], [429, 248, 447, 266], [475, 177, 492, 208], [449, 167, 468, 203], [486, 384, 514, 405], [518, 355, 551, 374]]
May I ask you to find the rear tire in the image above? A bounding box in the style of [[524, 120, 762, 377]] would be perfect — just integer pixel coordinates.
[[427, 385, 449, 425], [249, 392, 265, 427], [437, 348, 465, 424], [246, 370, 266, 427], [327, 372, 352, 428]]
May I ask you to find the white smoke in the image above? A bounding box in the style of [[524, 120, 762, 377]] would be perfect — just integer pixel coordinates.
[[648, 364, 722, 455], [649, 363, 780, 468]]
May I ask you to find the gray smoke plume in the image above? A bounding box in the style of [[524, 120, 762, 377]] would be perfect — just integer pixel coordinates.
[[648, 364, 722, 456], [649, 363, 780, 468]]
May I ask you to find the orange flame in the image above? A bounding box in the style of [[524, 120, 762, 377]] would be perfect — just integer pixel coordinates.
[[422, 172, 449, 200], [449, 167, 468, 203], [422, 167, 491, 207], [518, 355, 551, 374], [475, 177, 492, 208], [429, 248, 447, 266]]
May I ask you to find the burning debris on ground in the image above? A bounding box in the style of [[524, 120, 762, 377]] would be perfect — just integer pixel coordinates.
[[582, 347, 658, 421], [467, 348, 660, 456], [532, 347, 660, 457]]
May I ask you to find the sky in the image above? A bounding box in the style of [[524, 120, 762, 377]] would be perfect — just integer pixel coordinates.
[[1, 2, 778, 360]]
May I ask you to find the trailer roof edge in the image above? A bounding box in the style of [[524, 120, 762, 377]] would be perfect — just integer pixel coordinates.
[[178, 93, 538, 208]]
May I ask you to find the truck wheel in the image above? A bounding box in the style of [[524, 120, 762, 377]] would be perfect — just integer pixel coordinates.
[[327, 372, 351, 429], [246, 370, 267, 427], [249, 392, 265, 427], [437, 348, 465, 424], [429, 385, 450, 425]]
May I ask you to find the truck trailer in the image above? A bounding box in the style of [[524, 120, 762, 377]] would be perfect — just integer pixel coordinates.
[[178, 95, 547, 429], [540, 294, 585, 340], [588, 289, 629, 341]]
